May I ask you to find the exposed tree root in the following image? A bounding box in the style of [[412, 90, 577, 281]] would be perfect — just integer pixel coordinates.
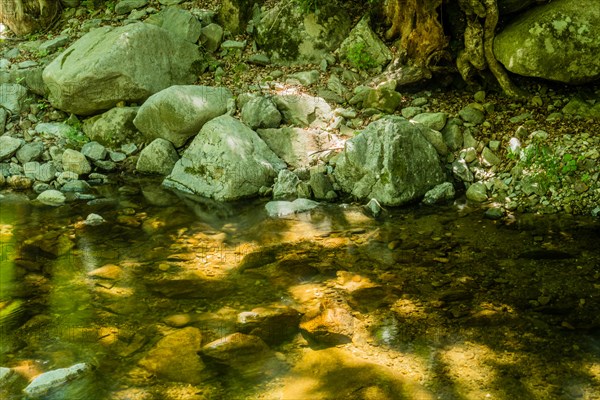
[[457, 0, 526, 97], [482, 0, 526, 98]]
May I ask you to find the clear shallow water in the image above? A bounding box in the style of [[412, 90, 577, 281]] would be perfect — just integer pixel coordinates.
[[1, 181, 599, 399]]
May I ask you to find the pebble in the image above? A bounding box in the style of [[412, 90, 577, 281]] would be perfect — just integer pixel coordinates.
[[85, 213, 106, 226], [484, 207, 503, 220]]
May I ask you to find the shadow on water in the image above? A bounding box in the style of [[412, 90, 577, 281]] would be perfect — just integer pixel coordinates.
[[0, 179, 599, 399]]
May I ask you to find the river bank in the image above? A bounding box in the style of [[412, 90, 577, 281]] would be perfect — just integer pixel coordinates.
[[0, 1, 598, 218]]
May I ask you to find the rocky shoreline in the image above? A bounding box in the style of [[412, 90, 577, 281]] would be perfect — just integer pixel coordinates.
[[0, 0, 598, 218]]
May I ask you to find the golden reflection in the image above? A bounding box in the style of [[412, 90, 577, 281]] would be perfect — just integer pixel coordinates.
[[439, 342, 498, 398]]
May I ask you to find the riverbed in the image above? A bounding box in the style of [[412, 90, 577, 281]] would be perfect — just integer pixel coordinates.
[[1, 179, 599, 399]]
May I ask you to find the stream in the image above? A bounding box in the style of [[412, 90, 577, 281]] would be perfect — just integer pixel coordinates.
[[1, 178, 599, 399]]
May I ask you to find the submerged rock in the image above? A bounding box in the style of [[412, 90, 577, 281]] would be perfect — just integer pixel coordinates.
[[23, 363, 91, 398], [138, 327, 207, 384], [265, 198, 319, 217], [237, 305, 302, 345], [300, 307, 355, 346], [200, 333, 282, 379]]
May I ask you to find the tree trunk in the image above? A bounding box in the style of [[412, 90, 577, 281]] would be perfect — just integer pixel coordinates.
[[382, 0, 525, 97], [384, 0, 448, 67], [0, 0, 60, 36]]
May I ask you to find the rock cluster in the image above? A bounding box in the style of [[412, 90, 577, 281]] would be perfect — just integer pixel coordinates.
[[0, 0, 597, 217]]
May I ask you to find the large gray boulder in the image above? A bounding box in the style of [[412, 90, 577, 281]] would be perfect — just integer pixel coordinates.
[[43, 23, 203, 115], [163, 115, 286, 201], [134, 85, 232, 147], [494, 0, 600, 84], [334, 116, 445, 206], [255, 2, 351, 64]]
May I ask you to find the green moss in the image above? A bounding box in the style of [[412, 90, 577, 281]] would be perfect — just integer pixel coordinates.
[[345, 42, 378, 70]]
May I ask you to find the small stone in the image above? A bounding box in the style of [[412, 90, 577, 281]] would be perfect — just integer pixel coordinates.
[[482, 147, 501, 166], [459, 105, 485, 125], [221, 40, 246, 49], [530, 96, 543, 107], [412, 97, 428, 106], [411, 112, 447, 131], [398, 107, 419, 120], [115, 0, 148, 15], [248, 54, 270, 66], [484, 207, 504, 220], [23, 161, 40, 178], [18, 60, 38, 69], [88, 263, 122, 279], [121, 143, 138, 155], [466, 182, 488, 202], [289, 70, 320, 86], [200, 23, 223, 53], [61, 180, 91, 193], [23, 363, 91, 398], [574, 181, 588, 193], [531, 130, 548, 141], [39, 35, 70, 52], [7, 175, 33, 190], [365, 198, 384, 217], [136, 138, 179, 175], [81, 141, 107, 161], [474, 90, 486, 103], [57, 171, 79, 185], [37, 190, 66, 206], [0, 136, 22, 161], [510, 113, 531, 123], [423, 182, 455, 205], [109, 151, 127, 162], [452, 159, 474, 182], [16, 141, 44, 163], [265, 198, 319, 217], [164, 314, 192, 327], [85, 213, 105, 226], [538, 295, 551, 306], [127, 9, 147, 20], [62, 149, 92, 175], [461, 147, 478, 163]]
